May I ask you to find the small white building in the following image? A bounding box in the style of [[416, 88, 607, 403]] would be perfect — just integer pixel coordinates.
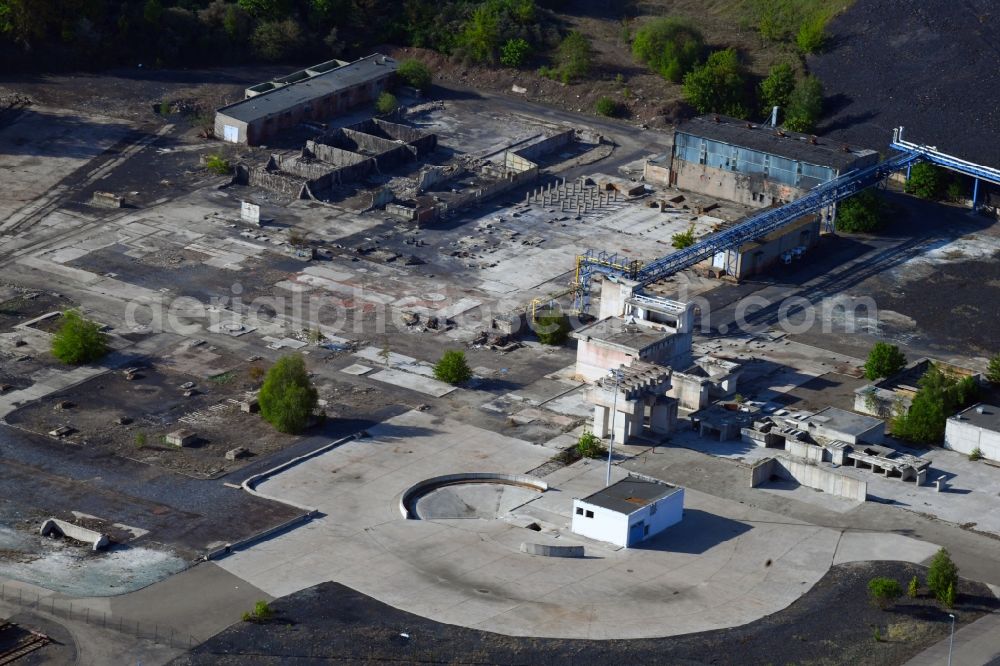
[[572, 477, 684, 548], [946, 403, 1000, 461]]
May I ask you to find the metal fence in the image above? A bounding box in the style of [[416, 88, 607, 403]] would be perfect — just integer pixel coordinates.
[[0, 583, 198, 650]]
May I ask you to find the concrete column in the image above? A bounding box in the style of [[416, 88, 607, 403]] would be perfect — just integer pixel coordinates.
[[650, 402, 671, 435], [594, 405, 610, 438]]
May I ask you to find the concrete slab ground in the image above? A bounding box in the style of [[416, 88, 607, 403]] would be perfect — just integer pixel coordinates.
[[671, 424, 1000, 538], [215, 409, 941, 639]]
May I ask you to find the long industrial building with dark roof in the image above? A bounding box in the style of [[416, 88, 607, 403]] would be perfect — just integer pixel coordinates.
[[652, 114, 880, 209], [214, 54, 398, 146]]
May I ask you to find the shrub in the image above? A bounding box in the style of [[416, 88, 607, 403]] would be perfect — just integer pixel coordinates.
[[534, 310, 569, 345], [594, 96, 622, 118], [576, 431, 607, 459], [759, 63, 796, 115], [682, 49, 749, 118], [500, 38, 532, 68], [242, 599, 274, 622], [796, 13, 827, 54], [248, 365, 265, 383], [836, 190, 886, 233], [375, 91, 399, 115], [784, 75, 823, 133], [873, 626, 883, 642], [205, 154, 231, 176], [943, 582, 957, 609], [135, 432, 147, 448], [158, 100, 171, 115], [908, 575, 919, 598], [434, 350, 472, 385], [556, 31, 593, 81], [988, 354, 1000, 384], [927, 547, 959, 605], [863, 342, 906, 380], [51, 310, 109, 365], [969, 447, 983, 461], [258, 354, 318, 434], [397, 59, 432, 91], [905, 163, 947, 200], [632, 17, 704, 83], [946, 180, 966, 203], [672, 224, 696, 249], [868, 577, 903, 608]]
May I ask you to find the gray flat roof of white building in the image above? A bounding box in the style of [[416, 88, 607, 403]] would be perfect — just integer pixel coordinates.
[[571, 317, 670, 353], [951, 403, 1000, 432], [806, 406, 883, 436], [579, 477, 681, 515], [217, 54, 397, 124]]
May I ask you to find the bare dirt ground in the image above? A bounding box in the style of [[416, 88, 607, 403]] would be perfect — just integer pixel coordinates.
[[172, 561, 997, 666]]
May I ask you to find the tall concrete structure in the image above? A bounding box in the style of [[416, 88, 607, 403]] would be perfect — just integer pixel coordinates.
[[946, 403, 1000, 461], [572, 476, 684, 548], [215, 54, 397, 146], [665, 115, 879, 211], [587, 362, 678, 444]]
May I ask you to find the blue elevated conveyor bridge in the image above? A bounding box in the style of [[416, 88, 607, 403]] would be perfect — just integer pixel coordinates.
[[573, 128, 1000, 312]]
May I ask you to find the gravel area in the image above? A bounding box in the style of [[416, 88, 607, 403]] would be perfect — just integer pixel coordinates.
[[172, 561, 997, 666], [813, 0, 1000, 166]]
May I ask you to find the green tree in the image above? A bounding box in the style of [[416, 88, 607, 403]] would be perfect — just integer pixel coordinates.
[[836, 190, 886, 233], [500, 38, 531, 68], [251, 18, 304, 62], [434, 350, 472, 385], [927, 548, 959, 605], [759, 62, 796, 113], [237, 0, 293, 20], [631, 17, 704, 83], [576, 431, 606, 459], [784, 75, 823, 133], [555, 31, 593, 82], [908, 575, 919, 598], [375, 91, 399, 115], [987, 354, 1000, 384], [459, 4, 498, 63], [682, 48, 748, 118], [864, 342, 906, 380], [905, 163, 947, 200], [796, 13, 827, 54], [943, 582, 957, 609], [594, 96, 622, 118], [672, 224, 696, 249], [258, 354, 318, 434], [893, 365, 980, 443], [51, 310, 109, 365], [397, 59, 432, 91], [867, 577, 903, 608]]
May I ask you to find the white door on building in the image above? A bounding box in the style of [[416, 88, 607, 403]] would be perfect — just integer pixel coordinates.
[[223, 124, 239, 143]]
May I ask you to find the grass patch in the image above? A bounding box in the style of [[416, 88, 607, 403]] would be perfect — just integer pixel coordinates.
[[209, 371, 236, 385]]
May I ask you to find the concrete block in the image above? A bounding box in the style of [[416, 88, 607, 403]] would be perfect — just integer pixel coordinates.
[[40, 518, 110, 551]]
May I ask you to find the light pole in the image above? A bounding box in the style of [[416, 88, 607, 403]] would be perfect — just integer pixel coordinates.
[[605, 366, 624, 487], [947, 613, 955, 666]]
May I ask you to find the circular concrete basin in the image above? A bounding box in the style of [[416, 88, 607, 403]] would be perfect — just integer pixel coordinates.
[[400, 473, 547, 520]]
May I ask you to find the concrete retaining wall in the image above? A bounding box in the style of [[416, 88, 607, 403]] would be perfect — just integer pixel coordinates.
[[40, 518, 110, 552], [749, 456, 867, 501], [514, 129, 574, 162], [400, 473, 548, 519], [787, 439, 824, 463], [520, 542, 585, 558]]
